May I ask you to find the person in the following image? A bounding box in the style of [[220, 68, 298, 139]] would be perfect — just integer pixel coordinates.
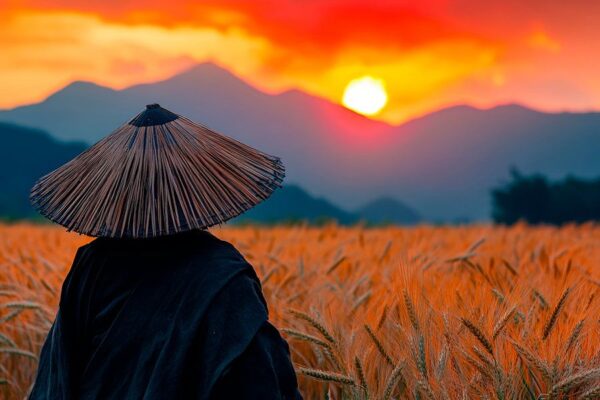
[[28, 104, 302, 399]]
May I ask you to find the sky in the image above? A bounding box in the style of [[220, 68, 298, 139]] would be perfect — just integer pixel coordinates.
[[1, 0, 600, 124]]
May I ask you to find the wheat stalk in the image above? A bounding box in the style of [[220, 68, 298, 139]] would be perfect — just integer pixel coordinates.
[[417, 380, 436, 400], [289, 309, 336, 344], [472, 346, 495, 371], [281, 328, 331, 349], [0, 310, 22, 323], [299, 368, 355, 386], [511, 341, 552, 382], [461, 348, 493, 381], [417, 334, 428, 379], [461, 318, 494, 357], [376, 305, 388, 330], [565, 319, 585, 353], [581, 386, 600, 399], [0, 334, 16, 348], [354, 356, 368, 395], [322, 346, 345, 373], [326, 256, 346, 275], [352, 291, 371, 312], [435, 344, 449, 380], [493, 305, 517, 340], [403, 289, 420, 332], [550, 368, 600, 396], [382, 363, 405, 400], [3, 301, 40, 310], [542, 287, 571, 340], [379, 241, 392, 263], [533, 290, 549, 309], [0, 348, 38, 361], [364, 324, 394, 367], [500, 259, 518, 276]]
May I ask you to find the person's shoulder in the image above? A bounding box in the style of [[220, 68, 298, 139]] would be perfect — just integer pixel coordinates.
[[78, 238, 99, 253], [178, 233, 264, 308], [141, 230, 253, 279], [58, 239, 99, 304], [195, 231, 246, 263], [75, 236, 111, 255], [65, 239, 97, 270], [71, 230, 250, 272]]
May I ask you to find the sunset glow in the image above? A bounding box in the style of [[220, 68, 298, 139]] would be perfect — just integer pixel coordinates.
[[342, 77, 388, 116], [1, 2, 600, 123]]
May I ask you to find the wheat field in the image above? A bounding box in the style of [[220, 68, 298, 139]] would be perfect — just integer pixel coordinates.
[[1, 223, 599, 399]]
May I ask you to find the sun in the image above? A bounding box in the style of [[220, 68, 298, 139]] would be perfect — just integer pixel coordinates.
[[342, 76, 388, 116]]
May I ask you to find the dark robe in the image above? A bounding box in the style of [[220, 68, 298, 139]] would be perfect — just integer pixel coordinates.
[[30, 230, 302, 400]]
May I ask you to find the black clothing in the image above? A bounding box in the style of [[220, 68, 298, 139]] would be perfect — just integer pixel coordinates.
[[30, 230, 302, 400]]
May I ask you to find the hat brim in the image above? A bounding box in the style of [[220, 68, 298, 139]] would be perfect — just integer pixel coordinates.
[[30, 108, 285, 238]]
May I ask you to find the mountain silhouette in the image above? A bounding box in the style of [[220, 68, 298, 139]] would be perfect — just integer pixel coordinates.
[[238, 185, 357, 224], [2, 63, 599, 220], [0, 123, 86, 218], [0, 122, 421, 224], [356, 197, 421, 225], [239, 186, 421, 225]]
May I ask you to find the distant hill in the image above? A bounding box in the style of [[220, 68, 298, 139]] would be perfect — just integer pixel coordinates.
[[237, 186, 421, 225], [355, 197, 421, 225], [2, 63, 600, 220], [0, 123, 86, 218], [236, 185, 357, 225], [0, 124, 419, 225]]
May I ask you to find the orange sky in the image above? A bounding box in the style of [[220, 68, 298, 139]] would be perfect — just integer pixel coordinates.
[[1, 0, 600, 123]]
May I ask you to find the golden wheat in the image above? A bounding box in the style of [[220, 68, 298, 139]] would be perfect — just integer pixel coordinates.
[[0, 222, 599, 399]]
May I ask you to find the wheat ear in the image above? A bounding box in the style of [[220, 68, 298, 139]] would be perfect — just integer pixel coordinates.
[[354, 356, 368, 394], [542, 287, 571, 340], [281, 328, 331, 349], [581, 386, 600, 399], [289, 309, 336, 344], [511, 341, 552, 382], [550, 368, 600, 396], [403, 289, 420, 331], [416, 334, 428, 378], [299, 368, 355, 386], [364, 324, 394, 367], [461, 318, 494, 357], [417, 380, 436, 400], [0, 348, 38, 360], [493, 305, 517, 340], [565, 319, 585, 352], [382, 363, 405, 400]]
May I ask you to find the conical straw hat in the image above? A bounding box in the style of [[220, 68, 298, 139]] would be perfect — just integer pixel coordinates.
[[30, 104, 284, 238]]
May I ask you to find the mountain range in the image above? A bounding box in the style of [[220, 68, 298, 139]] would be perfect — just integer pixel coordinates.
[[0, 123, 86, 219], [0, 122, 420, 225], [1, 63, 599, 221]]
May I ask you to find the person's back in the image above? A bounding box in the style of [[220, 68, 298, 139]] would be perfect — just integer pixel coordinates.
[[30, 230, 301, 399], [27, 104, 302, 399]]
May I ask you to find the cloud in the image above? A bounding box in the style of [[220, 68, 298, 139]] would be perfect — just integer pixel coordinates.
[[528, 28, 561, 53], [15, 1, 480, 56], [2, 1, 600, 121], [0, 11, 272, 107]]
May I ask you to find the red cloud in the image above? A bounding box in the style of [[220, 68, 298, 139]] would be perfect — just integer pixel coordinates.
[[17, 0, 484, 56]]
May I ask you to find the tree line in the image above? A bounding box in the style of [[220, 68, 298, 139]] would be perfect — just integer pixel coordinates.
[[491, 169, 600, 224]]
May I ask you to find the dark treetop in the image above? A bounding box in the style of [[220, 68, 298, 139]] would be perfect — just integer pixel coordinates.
[[30, 230, 302, 400]]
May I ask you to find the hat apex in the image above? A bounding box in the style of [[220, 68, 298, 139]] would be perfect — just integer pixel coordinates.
[[129, 103, 178, 127]]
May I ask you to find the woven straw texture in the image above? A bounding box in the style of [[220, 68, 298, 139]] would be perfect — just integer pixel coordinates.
[[30, 105, 285, 238]]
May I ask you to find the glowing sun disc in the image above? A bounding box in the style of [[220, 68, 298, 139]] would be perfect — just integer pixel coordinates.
[[342, 76, 388, 116]]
